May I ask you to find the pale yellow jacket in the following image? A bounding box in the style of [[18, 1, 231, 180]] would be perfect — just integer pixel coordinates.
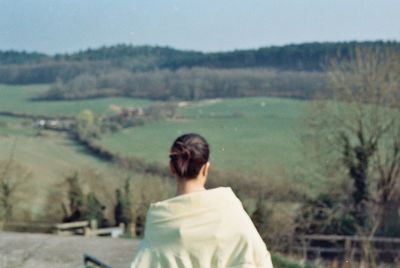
[[131, 187, 273, 268]]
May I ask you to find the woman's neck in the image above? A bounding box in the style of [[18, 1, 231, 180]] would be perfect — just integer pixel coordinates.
[[176, 178, 206, 196]]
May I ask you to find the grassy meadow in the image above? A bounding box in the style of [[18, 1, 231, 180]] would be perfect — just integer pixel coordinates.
[[0, 84, 312, 180], [100, 97, 308, 177], [0, 84, 152, 219], [0, 84, 153, 116], [0, 83, 314, 219], [0, 135, 118, 218]]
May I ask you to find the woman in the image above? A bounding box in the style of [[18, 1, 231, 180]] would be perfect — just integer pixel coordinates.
[[131, 133, 273, 268]]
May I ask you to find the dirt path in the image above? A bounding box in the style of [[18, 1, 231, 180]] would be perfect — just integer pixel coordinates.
[[178, 98, 222, 108], [0, 232, 139, 268]]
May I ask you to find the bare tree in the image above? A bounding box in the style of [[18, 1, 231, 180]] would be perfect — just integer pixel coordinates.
[[0, 141, 32, 222], [307, 46, 400, 233]]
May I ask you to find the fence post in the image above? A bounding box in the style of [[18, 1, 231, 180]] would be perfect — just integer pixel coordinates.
[[288, 235, 293, 256], [300, 237, 308, 260], [344, 237, 351, 264], [128, 223, 136, 237], [84, 226, 91, 237], [90, 219, 98, 230]]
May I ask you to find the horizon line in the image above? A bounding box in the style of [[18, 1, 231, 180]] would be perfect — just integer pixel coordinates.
[[1, 39, 399, 56]]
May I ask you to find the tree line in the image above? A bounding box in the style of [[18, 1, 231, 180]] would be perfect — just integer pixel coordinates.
[[37, 68, 327, 101], [1, 41, 398, 85]]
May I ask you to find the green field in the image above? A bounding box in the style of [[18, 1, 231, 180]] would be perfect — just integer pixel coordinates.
[[0, 84, 313, 219], [0, 84, 156, 219], [0, 84, 308, 177], [0, 133, 123, 218], [100, 97, 308, 176], [0, 84, 153, 116], [0, 85, 307, 186], [0, 84, 310, 178], [0, 115, 35, 136]]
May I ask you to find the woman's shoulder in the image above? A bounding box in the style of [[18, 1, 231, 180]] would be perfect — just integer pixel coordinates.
[[151, 187, 235, 206]]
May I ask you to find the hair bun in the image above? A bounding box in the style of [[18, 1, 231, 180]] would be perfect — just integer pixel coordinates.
[[180, 145, 191, 160], [170, 133, 210, 179]]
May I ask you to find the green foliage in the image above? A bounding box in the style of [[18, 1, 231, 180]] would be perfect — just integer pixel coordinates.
[[63, 172, 84, 222], [341, 132, 376, 227], [251, 197, 272, 234], [66, 172, 84, 209], [75, 110, 100, 140], [60, 44, 201, 69], [296, 192, 357, 236], [304, 46, 400, 238], [0, 50, 48, 65], [1, 41, 399, 85], [86, 192, 105, 223], [0, 159, 32, 221], [39, 68, 327, 101], [271, 254, 316, 268], [114, 177, 132, 225], [62, 170, 110, 227]]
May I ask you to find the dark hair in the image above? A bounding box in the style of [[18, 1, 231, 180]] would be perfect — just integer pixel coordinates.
[[169, 133, 210, 179]]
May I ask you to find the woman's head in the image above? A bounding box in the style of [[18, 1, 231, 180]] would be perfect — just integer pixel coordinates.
[[169, 133, 210, 179]]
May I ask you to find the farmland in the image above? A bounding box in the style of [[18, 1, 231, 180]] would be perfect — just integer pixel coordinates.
[[0, 83, 313, 221], [100, 97, 308, 177], [0, 84, 152, 219], [0, 84, 152, 116], [0, 84, 309, 178]]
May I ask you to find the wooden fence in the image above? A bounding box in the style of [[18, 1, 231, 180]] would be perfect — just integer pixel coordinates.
[[54, 220, 125, 238], [1, 220, 124, 238], [292, 234, 400, 260], [55, 220, 90, 236]]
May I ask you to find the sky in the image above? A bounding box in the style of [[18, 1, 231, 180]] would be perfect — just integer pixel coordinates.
[[1, 0, 400, 54]]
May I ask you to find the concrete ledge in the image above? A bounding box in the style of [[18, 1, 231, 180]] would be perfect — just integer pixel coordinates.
[[0, 231, 140, 268]]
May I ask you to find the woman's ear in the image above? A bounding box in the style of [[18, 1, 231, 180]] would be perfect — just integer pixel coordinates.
[[202, 162, 210, 177]]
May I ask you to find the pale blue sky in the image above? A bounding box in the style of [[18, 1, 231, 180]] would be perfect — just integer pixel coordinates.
[[1, 0, 399, 54]]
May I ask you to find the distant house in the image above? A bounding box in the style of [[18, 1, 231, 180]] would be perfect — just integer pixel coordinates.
[[121, 107, 144, 117], [34, 119, 75, 130]]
